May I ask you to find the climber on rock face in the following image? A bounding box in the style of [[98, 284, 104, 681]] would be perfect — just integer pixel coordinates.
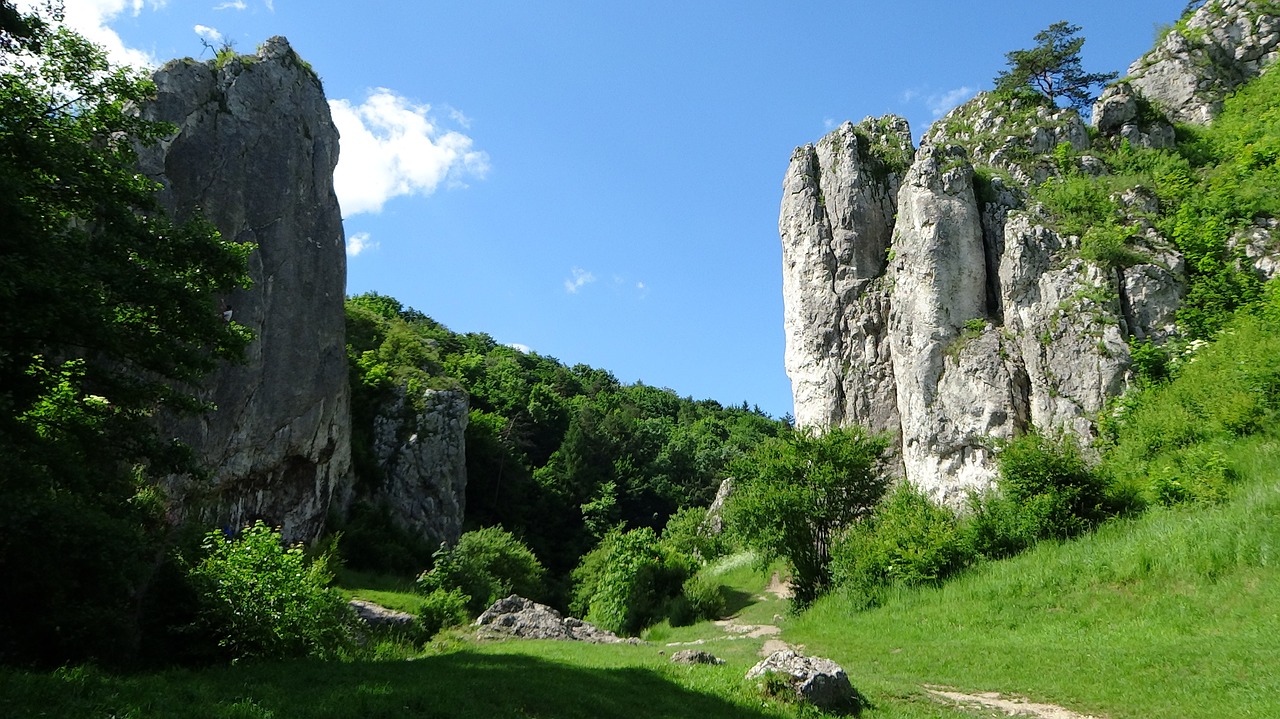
[[221, 302, 233, 323]]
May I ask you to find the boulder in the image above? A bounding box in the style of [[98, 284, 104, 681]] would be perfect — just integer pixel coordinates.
[[670, 649, 725, 665], [747, 649, 859, 711], [473, 595, 641, 645], [348, 599, 416, 628]]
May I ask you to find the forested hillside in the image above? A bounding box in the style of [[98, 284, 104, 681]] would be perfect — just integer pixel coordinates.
[[342, 292, 787, 583]]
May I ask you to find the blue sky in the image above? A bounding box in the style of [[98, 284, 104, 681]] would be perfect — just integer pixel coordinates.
[[61, 0, 1183, 419]]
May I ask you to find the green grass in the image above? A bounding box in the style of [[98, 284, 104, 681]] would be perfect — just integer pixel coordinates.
[[788, 435, 1280, 718], [336, 568, 422, 613]]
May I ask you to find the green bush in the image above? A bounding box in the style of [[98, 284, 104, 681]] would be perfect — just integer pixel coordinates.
[[668, 574, 726, 626], [416, 588, 471, 639], [187, 521, 353, 661], [660, 505, 729, 562], [832, 484, 974, 607], [959, 491, 1037, 561], [581, 526, 693, 635], [996, 433, 1110, 540], [416, 526, 547, 616]]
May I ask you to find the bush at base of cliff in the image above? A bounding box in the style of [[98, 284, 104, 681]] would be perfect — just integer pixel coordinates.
[[831, 483, 974, 609], [416, 527, 547, 616], [573, 526, 695, 635], [187, 521, 353, 661], [996, 433, 1111, 540]]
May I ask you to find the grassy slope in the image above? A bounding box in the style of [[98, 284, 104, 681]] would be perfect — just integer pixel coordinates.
[[790, 435, 1280, 718]]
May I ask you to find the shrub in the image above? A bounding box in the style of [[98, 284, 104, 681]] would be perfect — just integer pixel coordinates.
[[832, 484, 974, 607], [416, 526, 546, 616], [668, 574, 726, 626], [959, 491, 1037, 561], [581, 527, 693, 635], [996, 433, 1110, 540], [416, 588, 471, 639], [187, 521, 353, 661], [660, 505, 729, 562], [726, 426, 891, 609]]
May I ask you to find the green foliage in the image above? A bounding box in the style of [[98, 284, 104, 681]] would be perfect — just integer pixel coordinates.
[[669, 574, 727, 626], [995, 433, 1110, 540], [187, 522, 353, 661], [580, 527, 694, 635], [416, 527, 547, 616], [660, 505, 729, 562], [416, 588, 471, 639], [0, 5, 252, 667], [344, 292, 785, 586], [726, 426, 891, 609], [993, 21, 1118, 109], [1102, 286, 1280, 504], [831, 484, 973, 608]]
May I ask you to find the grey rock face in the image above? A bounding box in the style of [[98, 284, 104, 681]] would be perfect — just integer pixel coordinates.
[[746, 650, 858, 711], [1092, 82, 1176, 149], [780, 117, 912, 432], [1125, 0, 1280, 125], [474, 595, 641, 644], [1230, 217, 1280, 282], [139, 37, 351, 543], [349, 599, 416, 628], [371, 386, 469, 547]]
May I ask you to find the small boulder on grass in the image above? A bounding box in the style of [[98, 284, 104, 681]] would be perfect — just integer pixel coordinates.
[[348, 599, 415, 628], [670, 649, 725, 665], [746, 649, 864, 713]]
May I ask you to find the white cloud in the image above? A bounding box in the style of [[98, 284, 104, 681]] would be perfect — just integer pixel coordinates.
[[507, 343, 531, 353], [40, 0, 165, 67], [823, 117, 836, 131], [564, 267, 596, 294], [345, 231, 379, 257], [330, 88, 489, 216], [928, 86, 976, 118], [214, 0, 247, 9], [194, 24, 223, 44], [263, 0, 273, 11]]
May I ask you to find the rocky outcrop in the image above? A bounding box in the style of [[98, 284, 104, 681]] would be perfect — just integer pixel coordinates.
[[349, 599, 416, 628], [370, 386, 469, 547], [670, 649, 725, 665], [746, 649, 860, 712], [781, 78, 1198, 499], [1123, 0, 1280, 125], [780, 117, 912, 432], [139, 37, 351, 543], [781, 2, 1280, 500], [473, 595, 642, 644]]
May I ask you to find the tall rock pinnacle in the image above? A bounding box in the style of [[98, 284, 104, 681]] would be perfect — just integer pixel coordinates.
[[139, 37, 352, 542]]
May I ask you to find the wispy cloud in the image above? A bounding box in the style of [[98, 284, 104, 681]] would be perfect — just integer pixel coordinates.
[[194, 24, 222, 44], [345, 231, 379, 257], [329, 88, 489, 216], [213, 0, 246, 9], [564, 267, 596, 294], [901, 85, 978, 119]]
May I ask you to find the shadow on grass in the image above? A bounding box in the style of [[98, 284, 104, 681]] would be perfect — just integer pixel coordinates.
[[3, 650, 781, 719], [722, 587, 757, 617]]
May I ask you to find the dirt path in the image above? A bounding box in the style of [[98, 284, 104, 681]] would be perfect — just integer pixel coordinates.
[[925, 686, 1104, 719]]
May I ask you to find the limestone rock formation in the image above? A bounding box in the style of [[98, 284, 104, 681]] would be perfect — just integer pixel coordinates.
[[370, 386, 469, 548], [780, 117, 912, 432], [138, 37, 351, 543], [349, 599, 416, 628], [670, 649, 725, 665], [473, 595, 642, 644], [780, 2, 1278, 501], [746, 649, 859, 712], [1124, 0, 1280, 125]]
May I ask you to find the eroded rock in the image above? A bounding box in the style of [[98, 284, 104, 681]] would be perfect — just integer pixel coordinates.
[[747, 649, 859, 712], [474, 595, 641, 644]]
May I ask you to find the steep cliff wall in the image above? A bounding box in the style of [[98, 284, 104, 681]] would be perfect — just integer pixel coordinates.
[[139, 37, 351, 543], [781, 1, 1273, 502], [370, 386, 469, 547]]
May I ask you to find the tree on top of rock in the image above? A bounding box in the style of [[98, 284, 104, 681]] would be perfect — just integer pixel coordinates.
[[994, 21, 1118, 110]]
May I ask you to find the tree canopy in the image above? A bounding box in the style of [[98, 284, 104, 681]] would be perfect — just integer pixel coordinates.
[[0, 1, 253, 666], [993, 21, 1117, 110]]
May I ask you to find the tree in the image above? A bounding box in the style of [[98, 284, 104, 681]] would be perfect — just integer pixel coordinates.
[[0, 2, 252, 666], [993, 21, 1118, 110], [726, 426, 890, 608]]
